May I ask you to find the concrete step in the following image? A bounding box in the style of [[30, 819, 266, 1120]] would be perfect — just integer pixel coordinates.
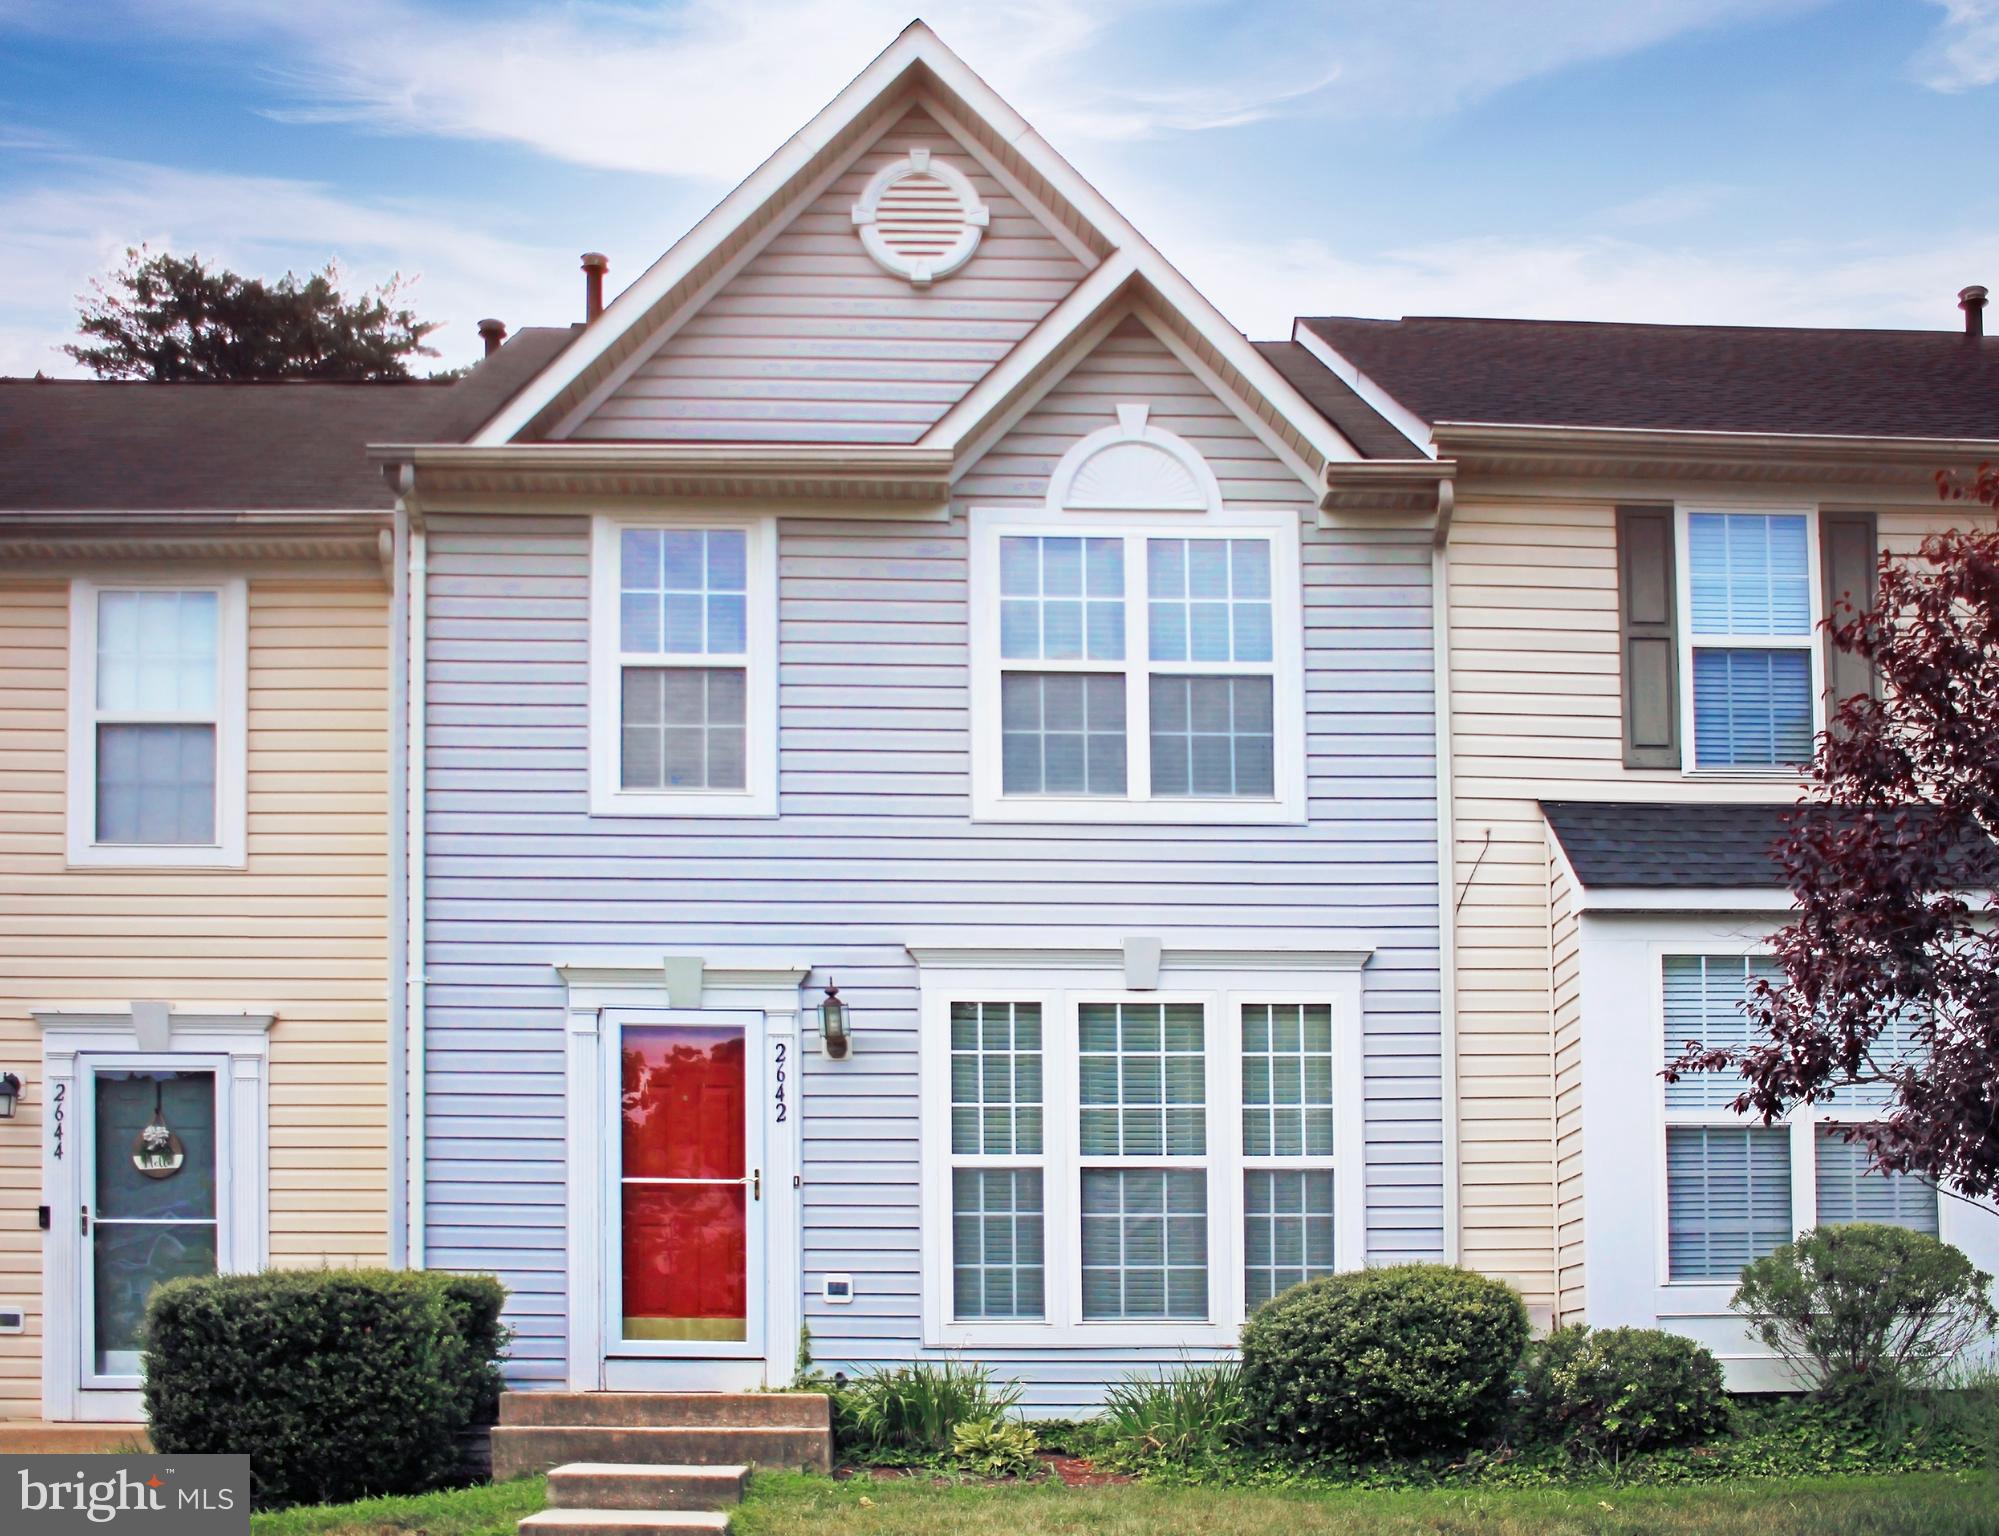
[[548, 1464, 749, 1511], [493, 1424, 830, 1481], [519, 1512, 730, 1534], [501, 1392, 830, 1429]]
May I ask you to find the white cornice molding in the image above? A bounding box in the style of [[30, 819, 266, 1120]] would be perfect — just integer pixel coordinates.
[[555, 953, 813, 990], [1435, 422, 1999, 487], [905, 930, 1374, 973]]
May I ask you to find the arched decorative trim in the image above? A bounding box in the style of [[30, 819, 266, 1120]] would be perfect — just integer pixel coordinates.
[[1047, 403, 1224, 514], [851, 146, 990, 286]]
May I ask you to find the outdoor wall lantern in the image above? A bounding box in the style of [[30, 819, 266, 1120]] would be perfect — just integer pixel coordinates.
[[0, 1073, 20, 1119], [819, 981, 852, 1060]]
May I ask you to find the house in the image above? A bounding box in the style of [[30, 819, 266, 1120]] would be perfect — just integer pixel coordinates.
[[375, 23, 1447, 1412], [1294, 310, 1999, 1382], [0, 349, 558, 1430]]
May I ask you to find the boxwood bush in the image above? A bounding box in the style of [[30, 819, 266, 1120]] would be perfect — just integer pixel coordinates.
[[1240, 1264, 1529, 1458], [142, 1268, 508, 1509], [1516, 1325, 1731, 1457]]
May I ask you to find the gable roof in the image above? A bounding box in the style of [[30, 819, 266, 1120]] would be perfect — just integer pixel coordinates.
[[0, 329, 569, 512], [1301, 316, 1999, 442], [1251, 341, 1423, 460]]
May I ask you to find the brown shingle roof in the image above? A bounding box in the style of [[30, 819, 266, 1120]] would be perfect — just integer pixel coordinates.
[[1251, 341, 1422, 460], [1300, 316, 1999, 441], [0, 326, 574, 511]]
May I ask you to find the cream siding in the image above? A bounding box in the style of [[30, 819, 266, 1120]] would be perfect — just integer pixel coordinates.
[[568, 105, 1091, 445], [1446, 493, 1969, 1318], [0, 578, 390, 1421]]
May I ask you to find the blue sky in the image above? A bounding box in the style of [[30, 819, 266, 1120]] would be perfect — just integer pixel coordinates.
[[2, 0, 1996, 375]]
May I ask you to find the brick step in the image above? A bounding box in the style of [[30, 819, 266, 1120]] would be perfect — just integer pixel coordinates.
[[548, 1464, 749, 1511], [500, 1392, 830, 1429], [518, 1512, 730, 1534], [493, 1425, 830, 1481]]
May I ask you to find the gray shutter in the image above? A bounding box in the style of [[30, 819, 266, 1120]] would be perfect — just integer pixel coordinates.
[[1616, 505, 1679, 768], [1820, 510, 1879, 709]]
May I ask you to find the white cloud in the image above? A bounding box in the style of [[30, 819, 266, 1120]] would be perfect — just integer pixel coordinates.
[[1914, 0, 1999, 90]]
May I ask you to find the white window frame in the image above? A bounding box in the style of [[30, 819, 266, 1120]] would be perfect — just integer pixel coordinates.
[[66, 576, 248, 869], [588, 513, 779, 818], [1673, 503, 1825, 778], [967, 505, 1306, 824], [913, 938, 1367, 1349]]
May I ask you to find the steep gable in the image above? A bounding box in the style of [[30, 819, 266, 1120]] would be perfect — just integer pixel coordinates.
[[567, 105, 1091, 445]]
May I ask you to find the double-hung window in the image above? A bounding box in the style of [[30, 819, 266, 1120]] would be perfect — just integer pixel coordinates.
[[588, 515, 777, 816], [1680, 510, 1820, 771], [1661, 952, 1939, 1285], [67, 578, 247, 867], [971, 511, 1304, 823]]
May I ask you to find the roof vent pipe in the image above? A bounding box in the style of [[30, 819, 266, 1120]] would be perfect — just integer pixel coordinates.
[[1961, 285, 1988, 340], [477, 318, 507, 356], [582, 252, 609, 322]]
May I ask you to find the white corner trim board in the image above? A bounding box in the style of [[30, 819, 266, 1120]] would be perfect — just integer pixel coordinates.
[[852, 145, 990, 285]]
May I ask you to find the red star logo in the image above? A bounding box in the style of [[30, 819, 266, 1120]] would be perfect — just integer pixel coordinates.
[[146, 1476, 164, 1489]]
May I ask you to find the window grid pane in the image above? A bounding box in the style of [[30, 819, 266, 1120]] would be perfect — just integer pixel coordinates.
[[95, 723, 217, 845], [1146, 538, 1273, 663], [1815, 1129, 1939, 1235], [1241, 1003, 1335, 1157], [999, 536, 1125, 662], [619, 527, 749, 657], [950, 1002, 1044, 1156], [1692, 648, 1813, 768], [1079, 1002, 1206, 1158], [1667, 1125, 1792, 1280], [95, 590, 219, 713], [952, 1168, 1045, 1320], [1149, 675, 1275, 798], [1080, 1168, 1207, 1319], [1000, 673, 1127, 795], [1663, 954, 1784, 1109], [1688, 513, 1811, 637], [620, 666, 747, 790], [1244, 1169, 1336, 1310]]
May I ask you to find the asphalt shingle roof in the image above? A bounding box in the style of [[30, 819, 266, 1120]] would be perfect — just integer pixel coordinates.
[[1541, 800, 1799, 889], [1251, 340, 1423, 460], [1301, 315, 1999, 441]]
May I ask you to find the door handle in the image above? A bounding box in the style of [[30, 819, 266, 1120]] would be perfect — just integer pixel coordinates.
[[80, 1205, 89, 1237], [752, 1169, 761, 1201]]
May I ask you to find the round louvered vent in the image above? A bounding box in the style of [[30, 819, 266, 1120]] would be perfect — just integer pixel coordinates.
[[852, 147, 989, 285]]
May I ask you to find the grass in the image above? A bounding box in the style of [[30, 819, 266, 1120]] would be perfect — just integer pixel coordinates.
[[250, 1469, 1999, 1536]]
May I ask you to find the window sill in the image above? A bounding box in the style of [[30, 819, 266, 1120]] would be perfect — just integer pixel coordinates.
[[589, 788, 779, 819], [970, 795, 1306, 827], [925, 1318, 1241, 1349], [1676, 769, 1806, 785], [65, 842, 245, 870]]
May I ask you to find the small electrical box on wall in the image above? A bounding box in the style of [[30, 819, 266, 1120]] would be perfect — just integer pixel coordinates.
[[0, 1308, 25, 1334], [822, 1275, 854, 1304]]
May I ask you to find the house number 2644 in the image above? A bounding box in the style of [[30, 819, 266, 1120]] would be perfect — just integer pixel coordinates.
[[772, 1041, 788, 1124]]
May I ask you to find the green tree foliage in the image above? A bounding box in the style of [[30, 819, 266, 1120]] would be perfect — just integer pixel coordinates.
[[66, 246, 440, 381]]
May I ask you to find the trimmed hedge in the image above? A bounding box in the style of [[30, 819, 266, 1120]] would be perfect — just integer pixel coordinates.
[[1240, 1264, 1529, 1458], [143, 1268, 508, 1509], [1516, 1325, 1731, 1457]]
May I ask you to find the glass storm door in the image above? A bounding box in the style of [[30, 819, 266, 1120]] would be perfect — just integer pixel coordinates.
[[610, 1014, 764, 1358], [82, 1065, 224, 1386]]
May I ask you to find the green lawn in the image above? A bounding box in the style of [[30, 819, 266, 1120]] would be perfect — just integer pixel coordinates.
[[251, 1470, 1999, 1536]]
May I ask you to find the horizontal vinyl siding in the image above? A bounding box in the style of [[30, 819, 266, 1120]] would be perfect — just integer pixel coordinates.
[[1446, 497, 1975, 1316], [424, 321, 1444, 1411], [569, 106, 1090, 445], [0, 580, 390, 1421]]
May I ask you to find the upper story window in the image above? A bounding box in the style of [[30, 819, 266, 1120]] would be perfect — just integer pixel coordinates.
[[588, 515, 777, 817], [970, 407, 1305, 824], [67, 578, 247, 868], [1683, 511, 1818, 770]]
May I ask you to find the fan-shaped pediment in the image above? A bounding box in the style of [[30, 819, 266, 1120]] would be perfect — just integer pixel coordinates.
[[1064, 440, 1209, 511]]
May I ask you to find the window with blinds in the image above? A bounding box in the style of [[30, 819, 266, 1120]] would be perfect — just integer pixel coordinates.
[[1815, 1130, 1939, 1235], [1685, 511, 1817, 769], [1241, 1003, 1338, 1309], [948, 1002, 1045, 1319], [1662, 954, 1782, 1109], [1667, 1125, 1793, 1279]]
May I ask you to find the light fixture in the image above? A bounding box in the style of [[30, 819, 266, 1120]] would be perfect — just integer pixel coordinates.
[[819, 981, 851, 1060], [0, 1073, 20, 1120]]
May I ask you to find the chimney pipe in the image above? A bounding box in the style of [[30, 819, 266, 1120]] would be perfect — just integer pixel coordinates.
[[477, 318, 507, 356], [582, 252, 609, 322], [1961, 285, 1988, 340]]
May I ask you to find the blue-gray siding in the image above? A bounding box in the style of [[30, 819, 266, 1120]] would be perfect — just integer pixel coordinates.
[[421, 319, 1444, 1409]]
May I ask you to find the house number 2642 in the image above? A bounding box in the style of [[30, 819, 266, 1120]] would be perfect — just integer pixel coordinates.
[[772, 1040, 788, 1124]]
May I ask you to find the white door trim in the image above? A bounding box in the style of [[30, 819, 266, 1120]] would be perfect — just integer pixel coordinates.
[[34, 1008, 272, 1422], [558, 952, 806, 1392]]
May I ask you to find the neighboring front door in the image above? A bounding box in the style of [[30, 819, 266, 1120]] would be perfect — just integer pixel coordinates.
[[80, 1061, 228, 1390], [604, 1011, 766, 1372]]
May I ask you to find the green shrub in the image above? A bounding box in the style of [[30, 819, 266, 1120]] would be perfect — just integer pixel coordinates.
[[1516, 1325, 1731, 1458], [1239, 1264, 1530, 1458], [143, 1268, 509, 1509], [1101, 1362, 1249, 1465], [1732, 1224, 1998, 1404], [838, 1359, 1022, 1461], [951, 1416, 1041, 1477]]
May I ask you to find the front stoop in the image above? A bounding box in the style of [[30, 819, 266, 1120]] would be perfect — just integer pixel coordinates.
[[549, 1463, 749, 1510], [519, 1513, 730, 1534]]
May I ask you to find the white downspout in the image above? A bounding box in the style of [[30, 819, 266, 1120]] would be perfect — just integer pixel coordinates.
[[405, 498, 429, 1267], [1432, 531, 1462, 1268], [386, 506, 411, 1267]]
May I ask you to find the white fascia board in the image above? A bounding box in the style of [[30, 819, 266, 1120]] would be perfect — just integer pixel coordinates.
[[1293, 320, 1439, 461], [1577, 888, 1798, 916]]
